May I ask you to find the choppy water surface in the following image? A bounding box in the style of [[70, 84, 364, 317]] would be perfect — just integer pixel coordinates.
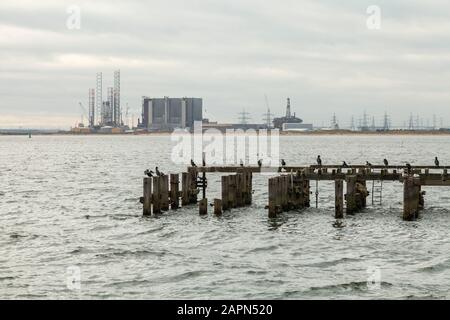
[[0, 135, 449, 299]]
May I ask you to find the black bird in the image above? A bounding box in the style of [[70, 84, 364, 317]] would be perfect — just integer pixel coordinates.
[[190, 159, 197, 167], [155, 167, 162, 177], [144, 169, 154, 177], [342, 161, 349, 168], [240, 159, 244, 167], [281, 159, 287, 167], [406, 163, 412, 174], [257, 159, 263, 167], [317, 155, 322, 166], [435, 157, 440, 167], [366, 161, 372, 167], [384, 159, 389, 167]]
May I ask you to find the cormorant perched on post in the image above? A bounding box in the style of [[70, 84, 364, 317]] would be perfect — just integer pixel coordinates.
[[190, 159, 197, 167], [257, 159, 263, 168], [155, 167, 165, 177], [240, 159, 244, 167], [144, 169, 154, 177], [281, 159, 286, 167], [317, 155, 322, 166], [366, 161, 372, 167], [406, 163, 412, 174], [435, 157, 440, 167], [342, 161, 349, 168], [383, 159, 389, 167]]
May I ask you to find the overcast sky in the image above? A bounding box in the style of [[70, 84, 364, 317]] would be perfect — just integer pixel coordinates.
[[1, 0, 450, 128]]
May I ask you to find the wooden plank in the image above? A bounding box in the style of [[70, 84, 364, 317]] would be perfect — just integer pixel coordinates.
[[275, 177, 282, 212], [302, 179, 310, 208], [152, 176, 161, 214], [236, 173, 244, 207], [281, 175, 288, 211], [346, 175, 357, 215], [335, 179, 344, 219], [193, 165, 450, 174], [229, 175, 237, 208], [143, 177, 152, 216], [181, 172, 189, 206], [246, 171, 253, 205], [221, 175, 230, 211], [170, 174, 179, 210], [199, 198, 208, 215], [160, 175, 169, 211], [268, 177, 277, 218], [188, 167, 198, 204], [214, 198, 222, 215]]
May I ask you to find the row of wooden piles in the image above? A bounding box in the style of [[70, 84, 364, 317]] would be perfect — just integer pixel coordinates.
[[202, 170, 253, 216], [143, 168, 254, 216], [142, 168, 199, 216], [268, 170, 369, 219], [268, 172, 311, 218]]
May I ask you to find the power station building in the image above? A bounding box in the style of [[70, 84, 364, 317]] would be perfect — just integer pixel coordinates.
[[141, 97, 203, 131]]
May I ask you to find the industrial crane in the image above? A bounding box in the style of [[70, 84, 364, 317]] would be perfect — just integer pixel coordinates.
[[125, 103, 130, 128], [79, 102, 88, 127]]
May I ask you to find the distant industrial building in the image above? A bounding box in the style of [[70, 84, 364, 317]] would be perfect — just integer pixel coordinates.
[[282, 123, 314, 131], [272, 98, 313, 131], [273, 98, 304, 130], [141, 97, 203, 131]]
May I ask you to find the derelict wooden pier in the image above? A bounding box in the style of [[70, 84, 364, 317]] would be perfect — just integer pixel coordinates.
[[142, 163, 449, 221]]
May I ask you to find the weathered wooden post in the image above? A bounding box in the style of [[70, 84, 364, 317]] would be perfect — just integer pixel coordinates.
[[229, 175, 237, 208], [188, 167, 198, 204], [181, 172, 189, 206], [303, 179, 310, 208], [335, 179, 344, 219], [221, 175, 230, 211], [246, 171, 253, 205], [201, 153, 207, 199], [346, 175, 357, 215], [356, 179, 368, 209], [292, 173, 303, 209], [152, 176, 161, 214], [143, 177, 152, 216], [268, 177, 277, 218], [236, 173, 244, 207], [170, 173, 180, 210], [199, 198, 208, 215], [160, 175, 169, 211], [275, 176, 283, 212], [214, 199, 222, 215], [281, 175, 290, 212], [403, 176, 421, 221]]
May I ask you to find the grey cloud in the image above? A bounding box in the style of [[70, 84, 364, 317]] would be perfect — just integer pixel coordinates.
[[1, 0, 450, 128]]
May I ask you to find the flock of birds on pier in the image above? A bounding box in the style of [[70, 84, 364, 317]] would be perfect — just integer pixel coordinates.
[[277, 156, 442, 173], [144, 167, 165, 178], [144, 157, 442, 177]]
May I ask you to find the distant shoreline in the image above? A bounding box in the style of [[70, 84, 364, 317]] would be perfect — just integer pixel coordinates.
[[1, 129, 450, 136]]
